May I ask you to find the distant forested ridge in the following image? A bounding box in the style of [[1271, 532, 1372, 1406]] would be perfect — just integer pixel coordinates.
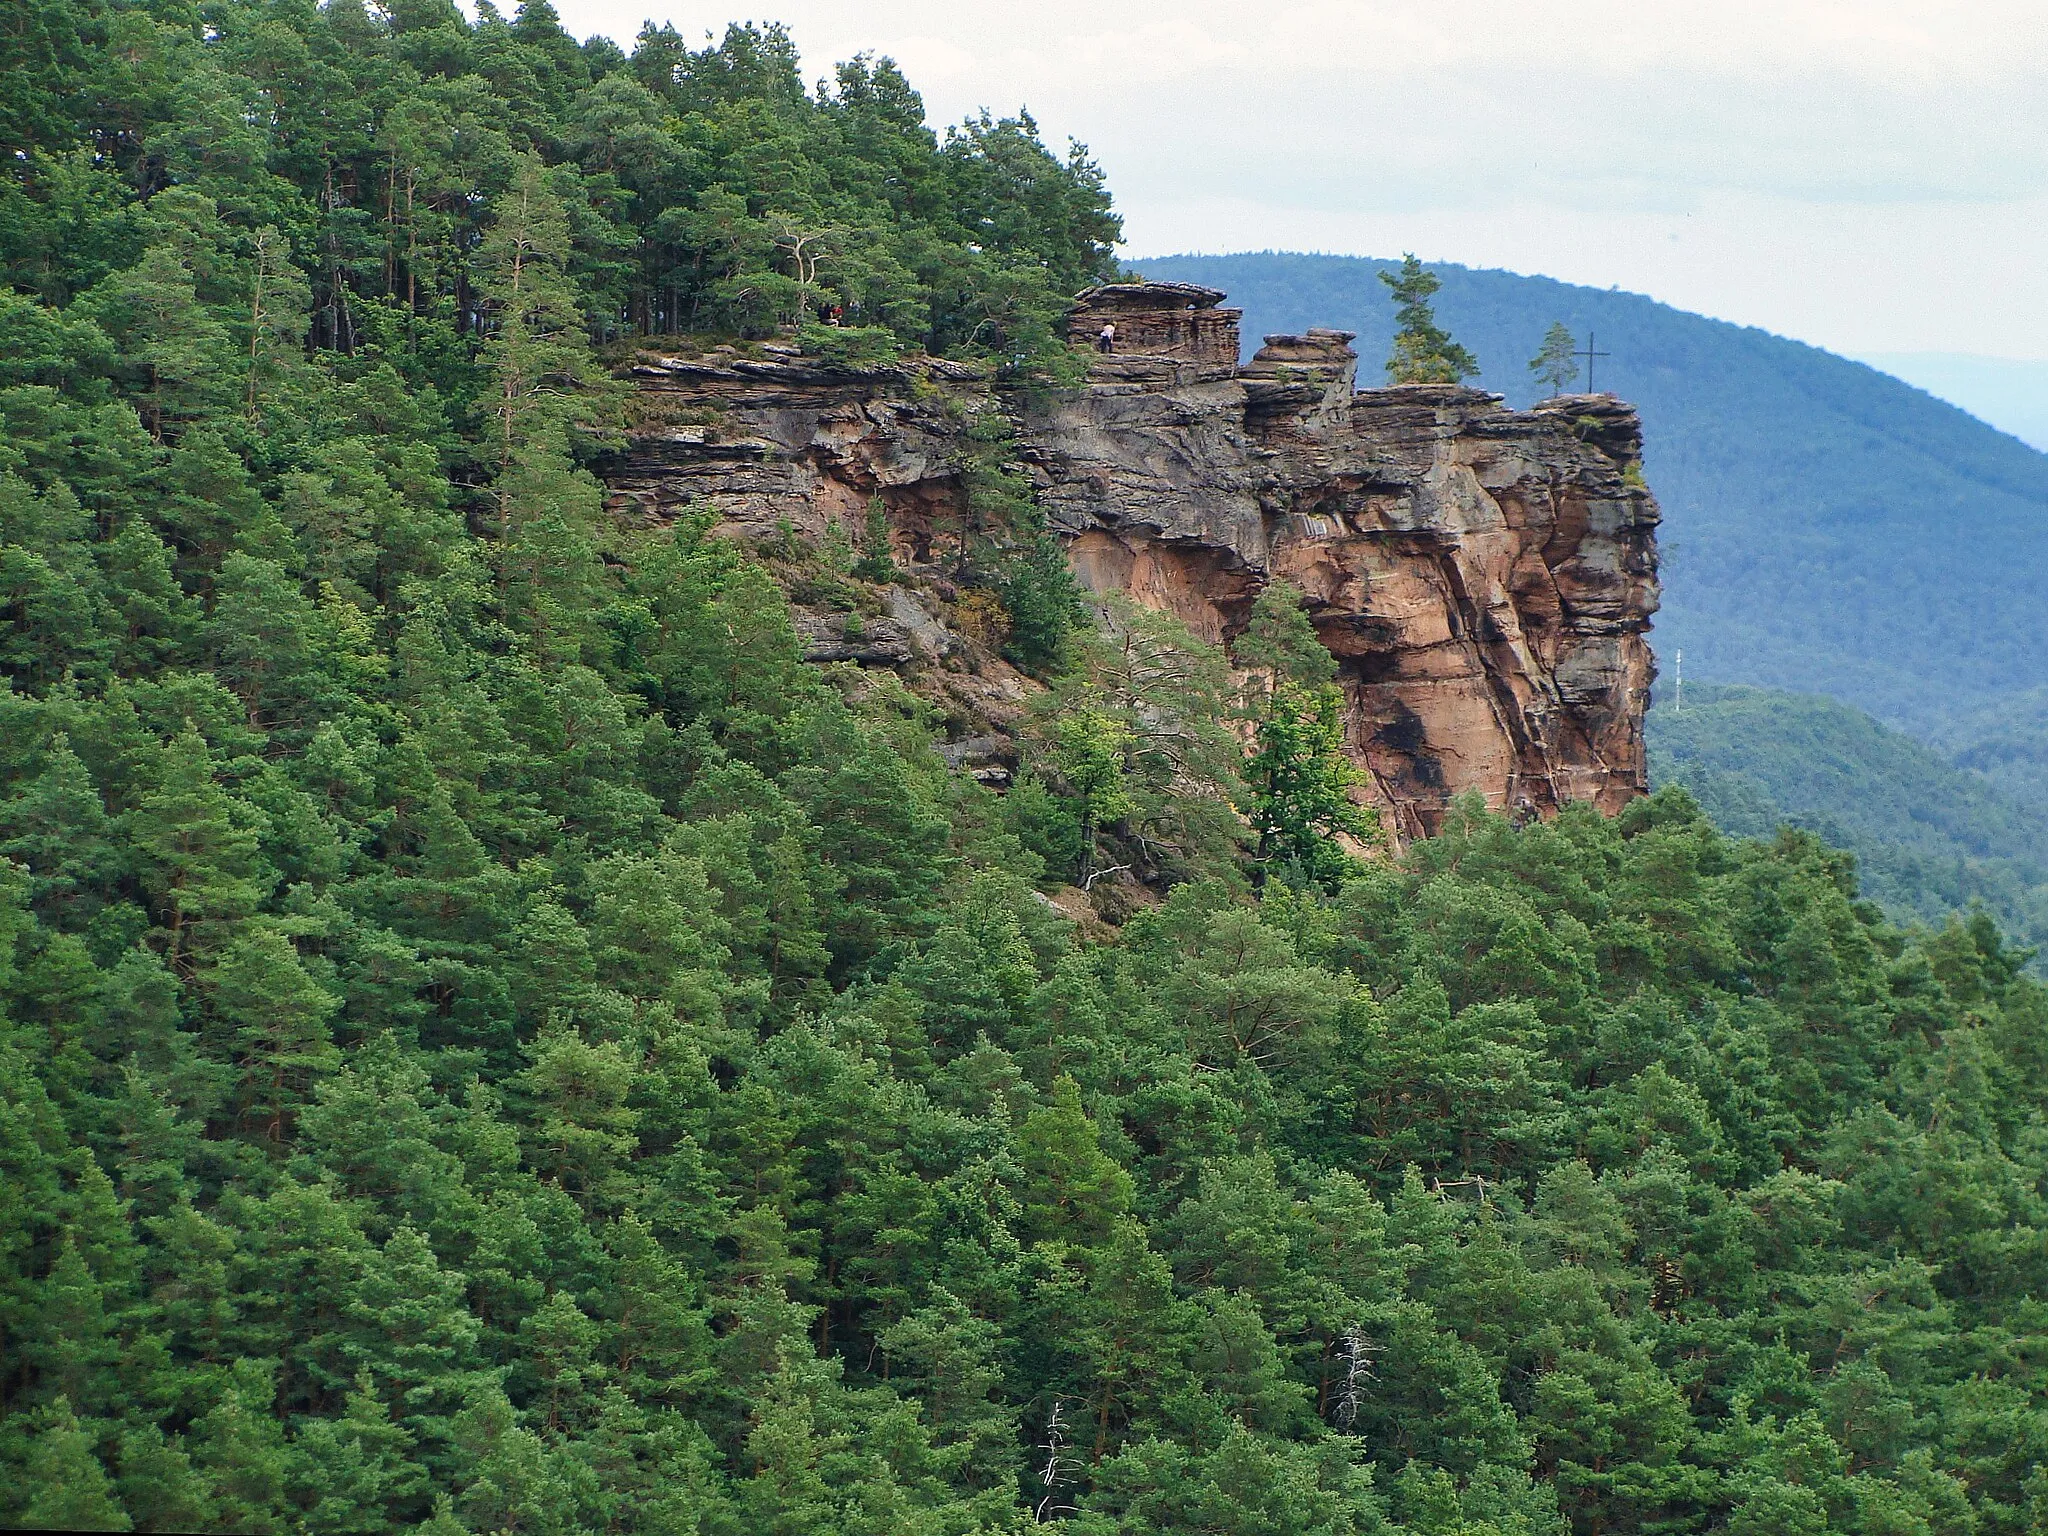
[[6, 6, 2048, 1534], [1651, 684, 2048, 955], [1140, 252, 2048, 742]]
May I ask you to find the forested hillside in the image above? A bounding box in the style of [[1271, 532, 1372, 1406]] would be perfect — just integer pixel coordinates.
[[1140, 252, 2048, 742], [1951, 689, 2048, 818], [6, 5, 2048, 1534], [1650, 685, 2048, 955]]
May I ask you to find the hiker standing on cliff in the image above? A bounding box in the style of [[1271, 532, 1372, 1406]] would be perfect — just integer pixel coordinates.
[[1097, 321, 1115, 353]]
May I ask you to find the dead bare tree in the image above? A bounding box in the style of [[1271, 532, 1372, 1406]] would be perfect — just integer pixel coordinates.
[[1333, 1326, 1377, 1431], [770, 214, 843, 317], [1033, 1395, 1083, 1523]]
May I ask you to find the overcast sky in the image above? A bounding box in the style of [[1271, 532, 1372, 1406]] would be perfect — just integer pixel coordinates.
[[549, 1, 2048, 360]]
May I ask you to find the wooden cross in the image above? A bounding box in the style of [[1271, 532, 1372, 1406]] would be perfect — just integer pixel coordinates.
[[1574, 331, 1611, 393]]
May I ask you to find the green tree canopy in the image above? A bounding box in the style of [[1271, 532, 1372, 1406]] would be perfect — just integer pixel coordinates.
[[2, 7, 2047, 1535], [1380, 254, 1479, 384], [1529, 320, 1579, 394]]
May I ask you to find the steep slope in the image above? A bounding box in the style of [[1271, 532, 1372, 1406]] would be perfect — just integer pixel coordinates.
[[1650, 684, 2048, 951], [16, 6, 2048, 1531], [1139, 253, 2048, 739]]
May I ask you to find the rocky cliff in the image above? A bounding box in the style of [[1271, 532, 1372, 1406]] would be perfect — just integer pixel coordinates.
[[604, 283, 1660, 844]]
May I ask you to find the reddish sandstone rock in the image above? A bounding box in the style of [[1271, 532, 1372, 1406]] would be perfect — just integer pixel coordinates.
[[1020, 336, 1658, 841], [605, 313, 1659, 846]]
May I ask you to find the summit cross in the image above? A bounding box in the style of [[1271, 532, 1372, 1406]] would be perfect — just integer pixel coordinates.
[[1574, 331, 1612, 393]]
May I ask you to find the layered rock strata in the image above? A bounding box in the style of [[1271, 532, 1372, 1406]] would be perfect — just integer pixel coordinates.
[[605, 287, 1661, 842], [1067, 281, 1243, 366]]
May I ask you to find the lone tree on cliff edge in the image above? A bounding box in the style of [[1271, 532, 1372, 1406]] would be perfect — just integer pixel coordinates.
[[1529, 321, 1579, 394], [1380, 254, 1479, 384]]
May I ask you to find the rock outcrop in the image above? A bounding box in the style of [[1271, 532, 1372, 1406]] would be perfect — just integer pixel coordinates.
[[604, 284, 1660, 844], [1068, 281, 1243, 366]]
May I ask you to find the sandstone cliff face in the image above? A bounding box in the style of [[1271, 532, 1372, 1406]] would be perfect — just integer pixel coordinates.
[[605, 289, 1660, 843]]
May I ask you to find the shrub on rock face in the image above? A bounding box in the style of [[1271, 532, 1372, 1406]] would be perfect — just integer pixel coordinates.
[[1245, 681, 1378, 888], [794, 322, 903, 369], [999, 530, 1090, 674]]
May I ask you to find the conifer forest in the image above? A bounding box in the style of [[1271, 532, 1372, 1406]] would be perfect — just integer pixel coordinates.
[[2, 3, 2047, 1532]]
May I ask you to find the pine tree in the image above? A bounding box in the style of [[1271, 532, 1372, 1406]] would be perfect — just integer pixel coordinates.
[[1070, 1218, 1198, 1460], [79, 242, 235, 440], [26, 1232, 125, 1415], [475, 154, 625, 630], [516, 1020, 640, 1210], [137, 1201, 240, 1372], [204, 553, 331, 734], [1015, 1077, 1135, 1245], [0, 473, 117, 686], [1032, 599, 1246, 886], [207, 924, 341, 1142], [1051, 707, 1134, 885], [16, 1397, 132, 1532], [1529, 320, 1579, 395], [190, 1359, 295, 1534], [114, 1425, 218, 1533], [1234, 580, 1335, 698], [1243, 683, 1376, 887], [449, 1382, 589, 1535], [153, 428, 267, 582], [514, 1290, 610, 1436], [242, 226, 311, 425], [0, 735, 119, 929], [778, 700, 951, 976], [729, 1346, 854, 1534], [601, 1212, 715, 1405], [98, 517, 198, 671], [343, 1225, 485, 1450], [1379, 254, 1478, 385], [293, 1369, 431, 1534], [878, 1287, 1018, 1489], [124, 727, 271, 971]]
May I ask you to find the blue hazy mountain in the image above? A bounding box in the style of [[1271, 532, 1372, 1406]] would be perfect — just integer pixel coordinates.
[[1853, 353, 2048, 452], [1137, 252, 2048, 741]]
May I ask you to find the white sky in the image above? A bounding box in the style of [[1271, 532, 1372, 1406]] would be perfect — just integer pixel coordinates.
[[549, 0, 2048, 359]]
